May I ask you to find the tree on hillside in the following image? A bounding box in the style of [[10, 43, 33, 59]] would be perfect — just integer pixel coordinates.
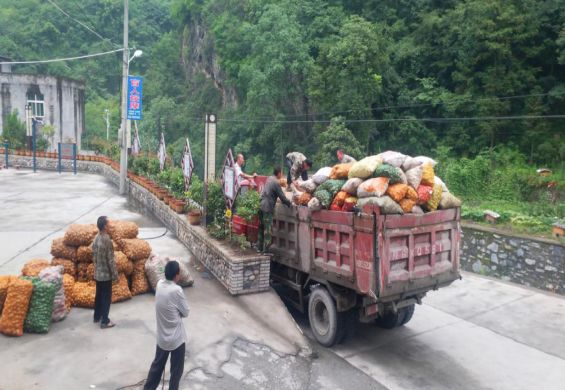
[[315, 116, 363, 167]]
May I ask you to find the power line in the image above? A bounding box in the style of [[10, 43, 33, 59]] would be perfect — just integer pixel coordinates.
[[0, 48, 124, 65], [217, 114, 565, 125], [46, 0, 118, 47], [222, 92, 565, 121]]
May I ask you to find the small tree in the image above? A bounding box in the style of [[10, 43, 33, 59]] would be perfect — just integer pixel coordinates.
[[3, 110, 26, 149], [41, 124, 56, 151], [315, 116, 363, 167]]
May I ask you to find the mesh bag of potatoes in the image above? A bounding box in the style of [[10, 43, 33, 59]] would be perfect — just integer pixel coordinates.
[[107, 220, 138, 241], [0, 275, 17, 314], [63, 224, 98, 247], [71, 281, 96, 308], [62, 274, 75, 312], [76, 245, 93, 263], [120, 239, 152, 261], [76, 263, 90, 282], [131, 260, 150, 296], [0, 278, 34, 337], [51, 238, 77, 261], [21, 259, 51, 277], [23, 277, 57, 334], [112, 274, 132, 303], [115, 251, 134, 276], [51, 258, 76, 276]]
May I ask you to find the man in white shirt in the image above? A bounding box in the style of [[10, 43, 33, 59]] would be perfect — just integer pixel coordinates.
[[144, 261, 189, 390]]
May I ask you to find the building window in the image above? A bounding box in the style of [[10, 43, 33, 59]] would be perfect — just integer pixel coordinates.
[[27, 92, 45, 118]]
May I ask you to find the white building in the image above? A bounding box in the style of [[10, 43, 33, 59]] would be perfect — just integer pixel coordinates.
[[0, 56, 85, 150]]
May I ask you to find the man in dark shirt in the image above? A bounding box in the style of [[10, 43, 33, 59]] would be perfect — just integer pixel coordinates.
[[92, 216, 118, 329], [257, 166, 291, 253]]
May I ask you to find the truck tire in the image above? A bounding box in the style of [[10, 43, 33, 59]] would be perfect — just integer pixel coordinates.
[[308, 287, 341, 347], [400, 304, 415, 326], [374, 304, 415, 329]]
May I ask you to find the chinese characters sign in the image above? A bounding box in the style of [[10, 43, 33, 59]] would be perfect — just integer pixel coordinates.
[[127, 76, 143, 120]]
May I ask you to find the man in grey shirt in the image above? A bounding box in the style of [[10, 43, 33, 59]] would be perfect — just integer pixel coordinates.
[[144, 261, 189, 390]]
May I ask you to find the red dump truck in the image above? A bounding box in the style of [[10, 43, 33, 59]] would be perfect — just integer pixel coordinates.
[[269, 203, 461, 346]]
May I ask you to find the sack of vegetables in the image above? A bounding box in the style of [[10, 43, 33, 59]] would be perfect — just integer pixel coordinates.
[[23, 277, 57, 333]]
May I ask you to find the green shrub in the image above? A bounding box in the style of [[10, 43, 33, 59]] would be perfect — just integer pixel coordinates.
[[234, 190, 260, 222]]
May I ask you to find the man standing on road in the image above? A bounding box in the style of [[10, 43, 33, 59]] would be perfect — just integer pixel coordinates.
[[144, 261, 189, 390], [258, 166, 291, 253], [285, 152, 312, 191], [92, 216, 118, 329], [336, 148, 356, 163]]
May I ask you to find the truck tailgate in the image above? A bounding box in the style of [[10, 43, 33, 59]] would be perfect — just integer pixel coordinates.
[[377, 208, 461, 299]]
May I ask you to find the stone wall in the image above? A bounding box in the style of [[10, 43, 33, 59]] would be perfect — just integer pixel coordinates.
[[461, 224, 565, 295], [6, 155, 270, 295]]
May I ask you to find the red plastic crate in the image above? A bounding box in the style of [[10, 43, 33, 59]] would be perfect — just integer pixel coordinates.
[[232, 215, 247, 236]]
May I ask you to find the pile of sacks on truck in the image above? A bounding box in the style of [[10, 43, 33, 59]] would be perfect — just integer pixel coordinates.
[[292, 151, 462, 214], [0, 220, 193, 337]]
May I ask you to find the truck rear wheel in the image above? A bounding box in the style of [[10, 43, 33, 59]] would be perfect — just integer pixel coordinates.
[[308, 287, 340, 347], [375, 304, 415, 329]]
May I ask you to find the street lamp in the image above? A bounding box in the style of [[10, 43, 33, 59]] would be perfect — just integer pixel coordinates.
[[129, 50, 143, 63]]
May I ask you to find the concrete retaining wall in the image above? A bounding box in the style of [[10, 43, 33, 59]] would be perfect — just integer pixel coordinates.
[[461, 224, 565, 295], [6, 155, 271, 295]]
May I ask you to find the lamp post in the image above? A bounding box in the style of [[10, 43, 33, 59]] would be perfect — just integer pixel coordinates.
[[118, 0, 142, 194]]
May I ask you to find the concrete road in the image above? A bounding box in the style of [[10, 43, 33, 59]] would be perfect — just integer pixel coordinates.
[[291, 271, 565, 390], [0, 169, 382, 390]]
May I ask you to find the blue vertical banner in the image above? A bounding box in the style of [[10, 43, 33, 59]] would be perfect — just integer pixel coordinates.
[[127, 76, 143, 120]]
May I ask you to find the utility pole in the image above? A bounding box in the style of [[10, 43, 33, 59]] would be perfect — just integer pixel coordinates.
[[119, 0, 129, 195], [104, 109, 110, 140]]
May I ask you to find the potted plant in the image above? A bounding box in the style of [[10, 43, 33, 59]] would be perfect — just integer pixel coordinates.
[[186, 204, 202, 225], [173, 199, 186, 214], [233, 190, 261, 243]]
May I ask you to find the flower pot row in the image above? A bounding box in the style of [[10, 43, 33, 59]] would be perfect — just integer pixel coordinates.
[[128, 173, 187, 215]]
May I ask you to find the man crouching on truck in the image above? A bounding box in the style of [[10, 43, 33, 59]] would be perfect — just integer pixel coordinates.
[[258, 166, 291, 254]]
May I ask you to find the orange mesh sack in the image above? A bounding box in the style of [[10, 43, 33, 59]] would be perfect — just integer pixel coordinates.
[[62, 274, 75, 311], [420, 163, 435, 186], [0, 278, 34, 337], [76, 263, 90, 282], [399, 198, 417, 213], [51, 238, 77, 261], [131, 260, 150, 296], [425, 184, 443, 211], [21, 259, 51, 277], [115, 251, 134, 276], [296, 192, 312, 206], [0, 276, 16, 314], [120, 239, 152, 261], [405, 187, 418, 202], [357, 177, 390, 198], [71, 281, 96, 308], [107, 220, 138, 241], [333, 191, 349, 206], [63, 224, 98, 247], [51, 258, 76, 276], [76, 245, 93, 263], [86, 264, 95, 280], [112, 274, 132, 303], [417, 185, 433, 205], [386, 183, 409, 203], [330, 163, 354, 180]]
